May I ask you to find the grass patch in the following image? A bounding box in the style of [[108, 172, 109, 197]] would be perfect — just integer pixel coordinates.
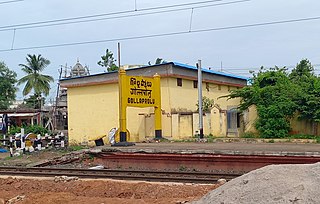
[[4, 155, 21, 160], [240, 132, 259, 138], [241, 132, 320, 141], [68, 145, 88, 151], [287, 134, 319, 140], [159, 137, 170, 142], [172, 139, 196, 143]]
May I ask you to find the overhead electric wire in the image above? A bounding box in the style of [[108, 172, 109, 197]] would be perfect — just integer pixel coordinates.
[[212, 64, 320, 76], [1, 15, 320, 53], [0, 0, 233, 31], [0, 0, 23, 5], [216, 64, 320, 71], [0, 0, 250, 32]]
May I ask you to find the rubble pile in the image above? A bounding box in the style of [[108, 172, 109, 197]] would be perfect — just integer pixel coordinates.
[[192, 162, 320, 204]]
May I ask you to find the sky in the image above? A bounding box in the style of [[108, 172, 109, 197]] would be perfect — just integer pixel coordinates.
[[0, 0, 320, 101]]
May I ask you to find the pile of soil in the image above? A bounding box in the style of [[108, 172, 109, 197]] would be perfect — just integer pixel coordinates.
[[0, 176, 218, 204], [191, 162, 320, 204]]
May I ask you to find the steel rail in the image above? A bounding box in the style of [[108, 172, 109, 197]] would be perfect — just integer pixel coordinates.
[[0, 166, 241, 184]]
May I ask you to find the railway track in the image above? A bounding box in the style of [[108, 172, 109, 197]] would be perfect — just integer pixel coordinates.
[[0, 166, 241, 184]]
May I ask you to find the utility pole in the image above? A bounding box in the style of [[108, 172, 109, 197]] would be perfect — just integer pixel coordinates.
[[197, 60, 204, 139], [114, 42, 134, 147], [118, 42, 121, 68], [118, 42, 126, 142]]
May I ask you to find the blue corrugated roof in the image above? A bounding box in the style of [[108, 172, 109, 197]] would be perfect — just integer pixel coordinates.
[[60, 61, 248, 81], [171, 62, 248, 80]]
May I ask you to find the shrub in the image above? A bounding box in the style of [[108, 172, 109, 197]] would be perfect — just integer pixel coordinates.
[[8, 126, 21, 135], [9, 125, 50, 135]]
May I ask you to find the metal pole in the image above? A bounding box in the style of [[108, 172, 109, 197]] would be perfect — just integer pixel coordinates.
[[118, 42, 127, 142], [118, 42, 121, 68], [197, 60, 204, 139], [114, 42, 134, 146]]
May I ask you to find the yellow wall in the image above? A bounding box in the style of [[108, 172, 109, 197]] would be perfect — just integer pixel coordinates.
[[290, 113, 320, 136], [67, 77, 243, 144], [67, 78, 173, 144], [241, 105, 258, 135], [241, 106, 320, 136], [167, 78, 241, 112], [67, 84, 119, 145], [166, 78, 241, 139]]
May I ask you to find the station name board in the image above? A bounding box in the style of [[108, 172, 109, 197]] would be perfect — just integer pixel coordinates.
[[126, 76, 158, 107]]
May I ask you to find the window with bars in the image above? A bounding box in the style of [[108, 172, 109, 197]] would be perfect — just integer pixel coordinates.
[[193, 80, 198, 88], [177, 78, 182, 87]]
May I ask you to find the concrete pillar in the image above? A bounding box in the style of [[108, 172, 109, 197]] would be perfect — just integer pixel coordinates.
[[171, 114, 179, 140], [192, 113, 199, 136]]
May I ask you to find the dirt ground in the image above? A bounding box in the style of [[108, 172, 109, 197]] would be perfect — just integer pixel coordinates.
[[0, 149, 218, 204], [0, 177, 217, 204]]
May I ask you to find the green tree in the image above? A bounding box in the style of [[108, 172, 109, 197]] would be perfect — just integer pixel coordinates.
[[97, 49, 119, 72], [290, 59, 320, 134], [290, 59, 314, 80], [0, 62, 17, 110], [196, 96, 214, 113], [23, 93, 45, 109], [18, 54, 54, 111], [226, 66, 298, 138], [148, 58, 167, 65]]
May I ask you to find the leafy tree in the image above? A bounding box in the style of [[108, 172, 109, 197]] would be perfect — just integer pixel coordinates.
[[23, 93, 45, 109], [290, 59, 314, 80], [226, 66, 298, 138], [155, 58, 164, 65], [290, 59, 320, 134], [18, 54, 54, 97], [148, 58, 167, 65], [0, 61, 17, 110], [196, 96, 214, 113], [97, 49, 119, 72]]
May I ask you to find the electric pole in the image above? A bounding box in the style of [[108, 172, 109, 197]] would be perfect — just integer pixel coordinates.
[[197, 60, 204, 139]]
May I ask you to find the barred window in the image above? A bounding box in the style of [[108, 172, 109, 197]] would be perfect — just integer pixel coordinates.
[[177, 78, 182, 87]]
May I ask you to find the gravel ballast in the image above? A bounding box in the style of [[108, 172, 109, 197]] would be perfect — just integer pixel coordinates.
[[192, 162, 320, 204]]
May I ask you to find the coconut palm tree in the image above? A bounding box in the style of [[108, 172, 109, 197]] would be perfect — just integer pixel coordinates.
[[18, 54, 54, 97]]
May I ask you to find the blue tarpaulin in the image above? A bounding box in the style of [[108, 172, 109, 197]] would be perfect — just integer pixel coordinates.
[[0, 148, 8, 153]]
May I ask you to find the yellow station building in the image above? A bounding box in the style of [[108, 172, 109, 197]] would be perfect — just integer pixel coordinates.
[[60, 62, 248, 145]]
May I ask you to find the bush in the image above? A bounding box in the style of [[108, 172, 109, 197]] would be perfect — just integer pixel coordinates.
[[8, 126, 21, 135], [25, 125, 50, 135], [9, 125, 50, 135]]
